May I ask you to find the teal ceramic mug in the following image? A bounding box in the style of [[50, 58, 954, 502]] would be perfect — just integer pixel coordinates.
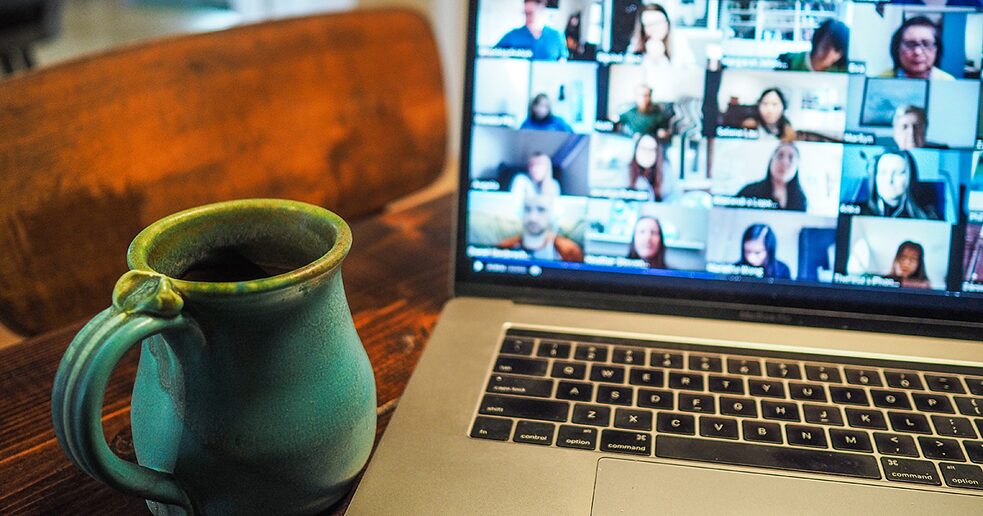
[[51, 199, 376, 515]]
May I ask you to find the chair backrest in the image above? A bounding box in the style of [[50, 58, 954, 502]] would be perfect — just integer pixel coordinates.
[[0, 8, 447, 336]]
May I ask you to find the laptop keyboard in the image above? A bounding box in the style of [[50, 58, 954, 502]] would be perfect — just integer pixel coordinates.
[[469, 330, 983, 493]]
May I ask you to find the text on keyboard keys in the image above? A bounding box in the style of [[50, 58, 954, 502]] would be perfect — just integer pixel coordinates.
[[882, 457, 940, 486], [720, 397, 757, 418], [766, 361, 802, 379], [762, 401, 800, 422], [596, 385, 633, 406], [912, 393, 954, 414], [874, 432, 918, 457], [844, 368, 882, 387], [846, 408, 888, 430], [500, 337, 533, 355], [637, 388, 673, 410], [804, 404, 844, 426], [805, 365, 842, 383], [614, 408, 652, 431], [611, 347, 645, 365], [572, 404, 610, 427], [743, 421, 783, 444], [700, 416, 739, 439], [669, 372, 705, 391], [487, 374, 554, 397], [749, 379, 786, 398], [689, 355, 722, 372], [556, 381, 593, 402], [678, 393, 714, 413], [786, 424, 827, 448], [479, 394, 569, 422], [931, 415, 978, 438], [470, 416, 513, 441], [925, 374, 965, 394], [513, 421, 555, 446], [727, 358, 762, 376], [629, 368, 664, 387], [829, 386, 868, 406], [556, 425, 598, 450], [551, 361, 586, 380], [830, 429, 873, 453], [651, 351, 683, 369], [708, 375, 745, 394], [964, 441, 983, 464], [494, 356, 548, 376], [600, 429, 651, 456], [918, 437, 965, 462], [657, 413, 695, 435], [590, 365, 626, 384], [939, 463, 983, 490], [870, 389, 911, 410], [575, 344, 609, 362], [884, 371, 924, 390], [789, 383, 826, 402], [537, 340, 571, 359], [954, 397, 983, 417], [888, 411, 933, 434]]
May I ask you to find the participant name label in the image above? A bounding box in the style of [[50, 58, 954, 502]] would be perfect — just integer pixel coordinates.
[[585, 255, 647, 268], [478, 47, 532, 59], [474, 114, 516, 127], [714, 195, 778, 210], [707, 263, 764, 278], [843, 132, 875, 145], [834, 273, 900, 288], [715, 126, 759, 139]]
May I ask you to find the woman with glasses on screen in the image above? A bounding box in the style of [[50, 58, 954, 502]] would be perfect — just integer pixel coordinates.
[[879, 17, 954, 80], [860, 151, 941, 220], [627, 216, 668, 269], [737, 224, 791, 280], [885, 241, 931, 289], [735, 142, 807, 211]]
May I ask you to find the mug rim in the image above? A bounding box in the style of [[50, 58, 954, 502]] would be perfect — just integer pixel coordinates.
[[127, 198, 352, 297]]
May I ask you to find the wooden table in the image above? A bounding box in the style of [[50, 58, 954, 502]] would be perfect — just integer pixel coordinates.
[[0, 194, 454, 514]]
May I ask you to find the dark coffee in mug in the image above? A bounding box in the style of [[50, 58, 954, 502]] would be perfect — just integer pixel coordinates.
[[179, 246, 302, 282]]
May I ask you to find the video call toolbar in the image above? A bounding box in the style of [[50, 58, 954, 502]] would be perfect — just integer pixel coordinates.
[[465, 0, 983, 295]]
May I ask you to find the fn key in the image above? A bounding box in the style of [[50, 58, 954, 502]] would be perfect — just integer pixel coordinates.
[[470, 416, 513, 441]]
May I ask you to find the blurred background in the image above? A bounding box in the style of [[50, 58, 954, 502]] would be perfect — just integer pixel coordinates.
[[0, 0, 466, 347]]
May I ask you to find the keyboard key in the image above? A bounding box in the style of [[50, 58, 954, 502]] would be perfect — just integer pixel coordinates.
[[786, 424, 827, 448], [766, 361, 802, 380], [829, 386, 868, 406], [803, 404, 843, 426], [657, 435, 881, 479], [678, 393, 714, 413], [761, 401, 800, 422], [884, 371, 924, 390], [720, 397, 757, 418], [556, 425, 598, 450], [611, 347, 646, 365], [487, 373, 555, 398], [689, 354, 722, 373], [939, 463, 983, 490], [844, 368, 882, 387], [888, 412, 932, 434], [727, 358, 762, 376], [805, 365, 842, 383], [479, 395, 568, 422], [743, 421, 783, 444], [830, 429, 873, 453], [500, 337, 533, 355], [615, 408, 653, 431], [590, 365, 626, 384], [967, 377, 983, 396], [596, 385, 633, 406], [551, 361, 586, 380], [789, 383, 826, 402], [537, 340, 571, 359], [912, 393, 954, 414], [925, 374, 965, 394], [494, 356, 548, 376], [845, 408, 887, 430], [572, 404, 610, 427], [600, 429, 652, 456], [470, 416, 513, 441], [708, 375, 745, 394], [555, 381, 593, 402], [651, 351, 683, 369], [749, 379, 786, 398], [874, 433, 918, 457], [965, 441, 983, 464], [628, 368, 664, 387], [882, 457, 940, 486], [931, 415, 978, 438], [918, 437, 966, 462], [513, 420, 555, 446], [637, 388, 673, 410], [657, 412, 695, 435], [955, 397, 983, 417], [870, 389, 911, 410], [669, 372, 705, 391], [977, 418, 983, 437], [575, 344, 609, 362], [700, 416, 739, 439]]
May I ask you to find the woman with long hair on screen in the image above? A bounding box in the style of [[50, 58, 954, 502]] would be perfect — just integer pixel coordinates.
[[520, 93, 573, 132], [777, 19, 850, 72], [737, 224, 792, 280], [736, 142, 807, 211], [885, 241, 930, 289], [860, 151, 941, 220], [629, 2, 695, 101], [628, 134, 671, 201], [627, 216, 667, 269], [741, 88, 796, 141]]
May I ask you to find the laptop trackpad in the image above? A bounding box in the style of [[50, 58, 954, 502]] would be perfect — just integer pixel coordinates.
[[591, 458, 971, 515]]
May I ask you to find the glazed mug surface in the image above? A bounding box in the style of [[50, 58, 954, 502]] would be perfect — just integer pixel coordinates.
[[51, 199, 376, 515]]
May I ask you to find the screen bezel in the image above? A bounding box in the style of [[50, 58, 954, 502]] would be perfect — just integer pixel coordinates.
[[454, 0, 983, 340]]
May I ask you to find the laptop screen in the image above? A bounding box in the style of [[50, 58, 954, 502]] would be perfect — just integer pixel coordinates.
[[456, 0, 983, 326]]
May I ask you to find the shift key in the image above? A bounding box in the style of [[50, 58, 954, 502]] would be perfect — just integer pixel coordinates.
[[480, 394, 569, 422]]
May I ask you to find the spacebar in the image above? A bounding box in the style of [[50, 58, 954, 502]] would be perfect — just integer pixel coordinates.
[[656, 436, 881, 480]]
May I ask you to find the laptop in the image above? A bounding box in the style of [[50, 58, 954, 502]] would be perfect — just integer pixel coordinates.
[[348, 1, 983, 513]]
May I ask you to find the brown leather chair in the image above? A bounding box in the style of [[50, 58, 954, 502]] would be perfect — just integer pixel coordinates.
[[0, 9, 447, 336]]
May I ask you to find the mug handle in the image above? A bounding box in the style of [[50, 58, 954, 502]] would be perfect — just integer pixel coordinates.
[[52, 270, 197, 511]]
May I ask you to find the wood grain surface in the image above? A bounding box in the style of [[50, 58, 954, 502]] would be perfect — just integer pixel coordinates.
[[0, 8, 447, 336], [0, 193, 454, 515]]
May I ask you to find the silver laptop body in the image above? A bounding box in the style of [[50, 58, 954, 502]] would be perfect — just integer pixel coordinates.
[[349, 1, 983, 513]]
